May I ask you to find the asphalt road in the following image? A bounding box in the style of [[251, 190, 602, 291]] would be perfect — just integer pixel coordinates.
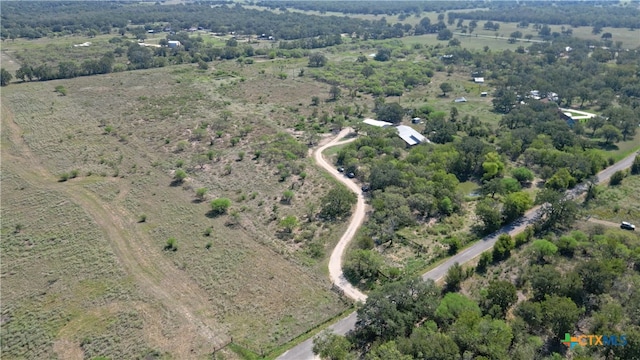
[[277, 147, 638, 360]]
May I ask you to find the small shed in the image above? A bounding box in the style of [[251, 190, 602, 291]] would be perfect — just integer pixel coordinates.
[[454, 97, 467, 103], [474, 77, 485, 84], [168, 40, 182, 49], [412, 117, 422, 124], [480, 92, 488, 97]]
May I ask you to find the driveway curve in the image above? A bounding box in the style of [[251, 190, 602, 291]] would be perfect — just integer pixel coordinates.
[[314, 128, 368, 303], [279, 143, 638, 360]]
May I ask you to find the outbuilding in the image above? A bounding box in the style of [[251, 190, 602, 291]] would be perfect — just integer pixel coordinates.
[[396, 125, 428, 146]]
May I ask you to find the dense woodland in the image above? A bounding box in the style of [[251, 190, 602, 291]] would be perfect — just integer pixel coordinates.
[[255, 0, 480, 15], [314, 213, 640, 359], [0, 1, 404, 41], [448, 3, 640, 30]]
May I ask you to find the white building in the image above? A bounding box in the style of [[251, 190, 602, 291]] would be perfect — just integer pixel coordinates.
[[396, 125, 428, 146], [362, 118, 393, 128], [168, 40, 182, 49]]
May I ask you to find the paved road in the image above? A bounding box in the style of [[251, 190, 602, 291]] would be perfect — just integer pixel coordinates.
[[278, 145, 638, 360]]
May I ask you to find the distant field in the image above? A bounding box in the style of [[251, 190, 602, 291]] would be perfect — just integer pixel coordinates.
[[254, 5, 640, 49]]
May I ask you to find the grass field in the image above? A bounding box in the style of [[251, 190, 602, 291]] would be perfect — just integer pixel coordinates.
[[1, 56, 355, 356], [584, 174, 640, 224]]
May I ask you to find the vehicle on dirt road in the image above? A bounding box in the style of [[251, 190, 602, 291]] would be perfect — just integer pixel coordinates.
[[621, 221, 636, 231]]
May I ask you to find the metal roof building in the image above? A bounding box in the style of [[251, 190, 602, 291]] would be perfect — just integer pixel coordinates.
[[363, 118, 393, 127], [396, 125, 428, 146]]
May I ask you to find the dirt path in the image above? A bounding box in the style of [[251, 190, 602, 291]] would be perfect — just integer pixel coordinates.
[[586, 217, 621, 228], [2, 103, 228, 357], [313, 128, 367, 302], [279, 135, 639, 360]]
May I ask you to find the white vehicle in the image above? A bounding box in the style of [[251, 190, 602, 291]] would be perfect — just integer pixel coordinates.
[[620, 221, 636, 231]]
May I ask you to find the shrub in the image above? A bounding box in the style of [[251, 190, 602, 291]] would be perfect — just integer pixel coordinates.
[[59, 173, 70, 182], [138, 214, 147, 223], [609, 170, 627, 186], [196, 187, 207, 200], [174, 169, 187, 183], [204, 227, 212, 236], [210, 198, 231, 215], [164, 238, 177, 251]]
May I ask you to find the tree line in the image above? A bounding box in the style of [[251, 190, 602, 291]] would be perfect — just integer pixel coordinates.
[[314, 221, 640, 359], [448, 2, 640, 30]]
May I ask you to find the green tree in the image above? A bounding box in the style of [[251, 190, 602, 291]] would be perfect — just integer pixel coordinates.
[[486, 280, 517, 317], [361, 65, 375, 78], [545, 168, 576, 190], [279, 215, 298, 233], [511, 167, 534, 185], [493, 234, 514, 261], [587, 116, 606, 136], [531, 239, 558, 263], [597, 124, 622, 144], [437, 28, 453, 40], [375, 102, 404, 124], [312, 332, 353, 360], [308, 52, 327, 67], [542, 295, 582, 337], [1, 68, 13, 86], [435, 293, 481, 327], [482, 152, 505, 180], [343, 249, 383, 288], [502, 191, 533, 223], [631, 155, 640, 175], [535, 189, 578, 230], [319, 186, 356, 220], [476, 198, 502, 233], [440, 82, 453, 96], [554, 234, 577, 256], [609, 170, 627, 186], [366, 341, 411, 360], [210, 198, 231, 215], [444, 262, 465, 292]]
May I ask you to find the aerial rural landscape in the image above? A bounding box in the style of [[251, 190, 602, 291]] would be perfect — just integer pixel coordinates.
[[1, 1, 639, 359]]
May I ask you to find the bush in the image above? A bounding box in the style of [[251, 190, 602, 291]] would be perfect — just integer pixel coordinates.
[[138, 214, 147, 223], [609, 170, 627, 186], [164, 238, 178, 251], [174, 169, 187, 183], [210, 198, 231, 215], [59, 173, 70, 182], [476, 251, 493, 273]]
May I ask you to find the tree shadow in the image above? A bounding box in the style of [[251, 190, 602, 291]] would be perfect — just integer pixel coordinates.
[[205, 210, 226, 218], [597, 142, 619, 151], [170, 179, 184, 187]]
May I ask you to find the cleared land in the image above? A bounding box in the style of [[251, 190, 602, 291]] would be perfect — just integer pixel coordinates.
[[1, 57, 355, 356]]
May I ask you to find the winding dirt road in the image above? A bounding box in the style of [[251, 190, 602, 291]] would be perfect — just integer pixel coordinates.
[[279, 129, 638, 360], [314, 128, 368, 303]]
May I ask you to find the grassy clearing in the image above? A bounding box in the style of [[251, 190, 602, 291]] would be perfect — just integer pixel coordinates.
[[1, 58, 352, 352], [583, 174, 640, 223], [0, 164, 156, 358]]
